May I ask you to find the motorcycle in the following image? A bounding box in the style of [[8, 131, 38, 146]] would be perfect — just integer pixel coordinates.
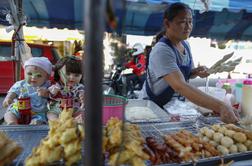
[[103, 64, 143, 99], [103, 64, 127, 96]]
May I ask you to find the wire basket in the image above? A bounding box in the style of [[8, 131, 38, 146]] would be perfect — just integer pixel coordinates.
[[102, 94, 127, 124]]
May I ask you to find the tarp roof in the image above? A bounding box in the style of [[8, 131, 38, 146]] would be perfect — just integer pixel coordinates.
[[1, 0, 252, 40]]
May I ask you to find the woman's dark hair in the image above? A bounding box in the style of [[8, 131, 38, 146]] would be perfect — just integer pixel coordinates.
[[163, 2, 192, 21], [155, 30, 165, 43], [53, 56, 82, 82]]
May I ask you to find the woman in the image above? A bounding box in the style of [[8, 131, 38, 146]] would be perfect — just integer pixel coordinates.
[[141, 2, 238, 123]]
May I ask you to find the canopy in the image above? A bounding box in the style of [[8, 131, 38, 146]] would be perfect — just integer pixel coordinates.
[[1, 0, 252, 40]]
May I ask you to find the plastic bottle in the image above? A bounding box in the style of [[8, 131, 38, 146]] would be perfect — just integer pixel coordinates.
[[17, 87, 32, 124], [241, 79, 252, 117], [60, 86, 73, 109], [234, 83, 243, 103]]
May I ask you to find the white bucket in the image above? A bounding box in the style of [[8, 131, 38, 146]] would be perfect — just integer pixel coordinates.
[[198, 86, 226, 101]]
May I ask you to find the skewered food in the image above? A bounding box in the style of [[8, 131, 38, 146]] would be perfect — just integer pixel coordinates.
[[199, 124, 252, 155], [162, 130, 219, 162], [25, 108, 84, 166], [103, 117, 149, 166]]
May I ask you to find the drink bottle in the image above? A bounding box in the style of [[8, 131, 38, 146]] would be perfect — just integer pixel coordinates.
[[17, 88, 32, 124]]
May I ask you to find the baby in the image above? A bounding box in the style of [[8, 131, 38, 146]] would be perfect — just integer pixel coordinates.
[[2, 57, 52, 125], [47, 56, 84, 123]]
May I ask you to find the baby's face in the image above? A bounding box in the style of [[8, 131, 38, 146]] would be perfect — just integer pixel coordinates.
[[25, 66, 48, 87], [65, 72, 82, 87]]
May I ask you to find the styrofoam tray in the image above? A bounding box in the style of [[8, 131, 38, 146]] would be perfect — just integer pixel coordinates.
[[125, 99, 170, 123], [140, 117, 252, 166]]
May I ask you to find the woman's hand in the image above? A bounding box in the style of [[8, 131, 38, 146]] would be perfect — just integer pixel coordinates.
[[218, 104, 239, 124], [192, 66, 209, 78]]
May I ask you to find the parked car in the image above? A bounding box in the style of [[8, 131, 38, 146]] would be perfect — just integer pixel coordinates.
[[0, 41, 61, 94]]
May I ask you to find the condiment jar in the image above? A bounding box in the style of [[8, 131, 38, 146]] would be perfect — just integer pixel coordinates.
[[241, 79, 252, 117]]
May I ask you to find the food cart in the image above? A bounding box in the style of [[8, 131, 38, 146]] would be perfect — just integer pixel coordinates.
[[1, 0, 252, 166]]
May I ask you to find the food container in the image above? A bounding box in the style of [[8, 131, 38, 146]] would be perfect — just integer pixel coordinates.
[[139, 117, 252, 166], [102, 94, 127, 124], [125, 99, 170, 123], [241, 79, 252, 117], [198, 86, 226, 101]]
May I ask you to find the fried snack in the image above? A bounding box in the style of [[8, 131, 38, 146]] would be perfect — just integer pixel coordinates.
[[65, 152, 81, 166], [0, 132, 22, 166], [232, 132, 247, 143], [131, 156, 146, 166], [0, 145, 22, 166], [229, 144, 238, 153], [164, 134, 194, 162], [25, 108, 84, 166], [104, 117, 149, 166], [164, 135, 185, 153], [236, 143, 247, 152], [225, 124, 252, 140], [217, 145, 229, 155], [0, 132, 8, 149], [179, 130, 219, 157], [199, 124, 252, 155], [145, 136, 180, 164], [220, 136, 234, 148]]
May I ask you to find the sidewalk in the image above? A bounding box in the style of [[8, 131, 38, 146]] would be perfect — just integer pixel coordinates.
[[0, 95, 5, 122]]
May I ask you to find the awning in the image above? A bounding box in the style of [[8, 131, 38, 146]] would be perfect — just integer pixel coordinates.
[[1, 0, 252, 40]]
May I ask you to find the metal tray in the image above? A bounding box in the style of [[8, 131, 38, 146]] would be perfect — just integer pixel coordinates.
[[139, 116, 222, 138], [125, 99, 170, 123], [0, 125, 49, 166], [139, 118, 252, 166], [0, 125, 83, 166]]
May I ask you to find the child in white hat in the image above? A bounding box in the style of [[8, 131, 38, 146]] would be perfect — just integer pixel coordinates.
[[2, 57, 52, 125]]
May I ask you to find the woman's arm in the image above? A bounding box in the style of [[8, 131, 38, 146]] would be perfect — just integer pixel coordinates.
[[163, 70, 238, 123]]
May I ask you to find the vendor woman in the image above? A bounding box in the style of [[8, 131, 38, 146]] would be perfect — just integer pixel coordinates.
[[140, 2, 239, 123]]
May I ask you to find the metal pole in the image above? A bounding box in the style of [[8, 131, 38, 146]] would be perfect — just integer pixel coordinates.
[[9, 0, 24, 82], [84, 0, 105, 165], [15, 0, 23, 82]]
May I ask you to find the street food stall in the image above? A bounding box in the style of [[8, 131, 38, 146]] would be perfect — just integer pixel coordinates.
[[1, 0, 252, 166]]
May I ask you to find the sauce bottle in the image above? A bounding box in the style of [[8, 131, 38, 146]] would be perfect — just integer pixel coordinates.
[[241, 79, 252, 117], [60, 86, 73, 109]]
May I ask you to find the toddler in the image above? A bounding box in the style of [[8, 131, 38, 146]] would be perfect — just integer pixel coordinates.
[[47, 56, 84, 123], [3, 57, 52, 125]]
